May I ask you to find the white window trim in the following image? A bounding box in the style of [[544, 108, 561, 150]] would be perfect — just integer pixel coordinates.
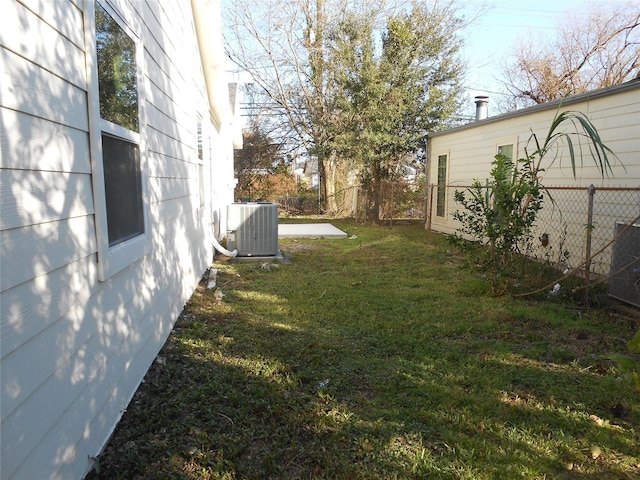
[[197, 114, 206, 211], [435, 151, 449, 218], [100, 118, 140, 143], [84, 0, 150, 281], [495, 136, 519, 160]]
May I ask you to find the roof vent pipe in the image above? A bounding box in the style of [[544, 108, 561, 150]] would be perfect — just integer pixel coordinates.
[[474, 95, 489, 121]]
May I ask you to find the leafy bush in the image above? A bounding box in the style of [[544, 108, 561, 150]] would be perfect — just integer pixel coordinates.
[[609, 330, 640, 393], [453, 110, 617, 294], [454, 153, 544, 292]]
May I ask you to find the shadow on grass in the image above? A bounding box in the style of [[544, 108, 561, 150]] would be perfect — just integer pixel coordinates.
[[90, 223, 640, 480]]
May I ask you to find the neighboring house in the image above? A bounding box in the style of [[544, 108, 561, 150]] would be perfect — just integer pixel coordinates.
[[427, 79, 640, 275], [1, 1, 240, 478], [304, 158, 321, 190]]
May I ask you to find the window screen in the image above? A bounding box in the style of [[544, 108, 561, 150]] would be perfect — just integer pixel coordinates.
[[102, 134, 144, 246]]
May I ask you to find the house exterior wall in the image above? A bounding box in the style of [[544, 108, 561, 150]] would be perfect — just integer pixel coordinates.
[[427, 80, 640, 273], [0, 1, 235, 479]]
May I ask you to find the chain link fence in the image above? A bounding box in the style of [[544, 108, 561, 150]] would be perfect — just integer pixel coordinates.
[[276, 180, 426, 220], [274, 183, 638, 304], [274, 192, 321, 215], [427, 184, 640, 304]]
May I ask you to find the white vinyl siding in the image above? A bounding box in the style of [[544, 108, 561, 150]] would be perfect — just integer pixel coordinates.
[[0, 0, 236, 478], [1, 1, 97, 478]]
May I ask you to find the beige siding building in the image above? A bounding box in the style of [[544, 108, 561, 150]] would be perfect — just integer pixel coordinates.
[[427, 79, 640, 275]]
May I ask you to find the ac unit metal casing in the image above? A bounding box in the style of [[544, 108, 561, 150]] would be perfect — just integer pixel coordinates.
[[227, 203, 279, 256], [608, 221, 640, 307]]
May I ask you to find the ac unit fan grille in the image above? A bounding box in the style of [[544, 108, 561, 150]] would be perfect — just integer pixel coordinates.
[[608, 222, 640, 308], [227, 203, 279, 256]]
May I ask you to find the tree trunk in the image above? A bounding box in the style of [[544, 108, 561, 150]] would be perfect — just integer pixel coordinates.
[[322, 151, 337, 213], [369, 181, 381, 221], [389, 180, 394, 227]]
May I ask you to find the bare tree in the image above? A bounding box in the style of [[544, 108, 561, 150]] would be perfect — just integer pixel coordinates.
[[233, 119, 284, 199], [224, 0, 407, 212], [502, 2, 640, 109]]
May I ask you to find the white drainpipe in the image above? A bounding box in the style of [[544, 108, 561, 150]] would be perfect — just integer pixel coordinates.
[[191, 0, 229, 131]]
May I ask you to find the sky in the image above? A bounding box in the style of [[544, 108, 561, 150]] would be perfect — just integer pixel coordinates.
[[225, 0, 635, 119], [458, 0, 623, 114]]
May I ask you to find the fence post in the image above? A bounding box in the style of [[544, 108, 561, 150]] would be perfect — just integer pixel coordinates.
[[352, 186, 358, 220], [584, 184, 596, 303], [426, 184, 434, 244]]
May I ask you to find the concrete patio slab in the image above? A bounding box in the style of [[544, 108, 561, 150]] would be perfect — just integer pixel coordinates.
[[278, 223, 348, 239], [220, 223, 347, 264]]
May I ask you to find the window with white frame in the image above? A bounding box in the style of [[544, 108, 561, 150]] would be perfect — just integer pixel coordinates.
[[436, 154, 447, 217], [497, 144, 514, 161], [96, 2, 143, 246], [87, 1, 147, 280], [197, 116, 205, 208]]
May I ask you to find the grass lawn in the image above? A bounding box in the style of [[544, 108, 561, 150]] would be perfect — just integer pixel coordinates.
[[90, 220, 639, 479]]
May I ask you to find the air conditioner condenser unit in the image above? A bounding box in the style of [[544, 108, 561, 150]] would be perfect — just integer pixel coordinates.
[[227, 203, 279, 257], [608, 221, 640, 308]]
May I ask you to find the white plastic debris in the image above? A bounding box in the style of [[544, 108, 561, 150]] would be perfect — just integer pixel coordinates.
[[207, 268, 218, 289], [317, 379, 330, 390], [549, 283, 561, 296], [213, 287, 225, 304]]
